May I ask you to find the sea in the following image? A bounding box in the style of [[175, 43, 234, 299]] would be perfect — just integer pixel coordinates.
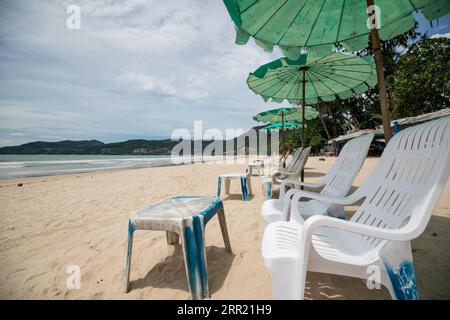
[[0, 154, 221, 180]]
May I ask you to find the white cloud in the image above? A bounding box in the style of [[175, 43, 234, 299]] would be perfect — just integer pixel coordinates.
[[0, 0, 291, 146], [430, 32, 450, 39], [79, 0, 147, 17], [118, 71, 211, 100], [119, 72, 176, 96]]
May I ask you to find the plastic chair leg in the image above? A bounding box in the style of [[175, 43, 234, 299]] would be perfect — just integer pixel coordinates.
[[217, 208, 232, 253], [240, 176, 249, 201], [246, 175, 253, 195], [124, 220, 134, 293], [380, 241, 419, 300], [166, 231, 179, 245], [181, 221, 203, 300], [192, 215, 209, 299], [268, 258, 305, 300], [216, 176, 222, 198], [225, 178, 231, 195]]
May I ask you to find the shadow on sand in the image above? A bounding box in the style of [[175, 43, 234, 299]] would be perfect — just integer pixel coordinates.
[[130, 245, 235, 295], [306, 207, 450, 299], [222, 194, 254, 201]]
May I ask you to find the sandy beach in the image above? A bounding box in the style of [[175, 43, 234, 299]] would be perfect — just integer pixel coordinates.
[[0, 156, 449, 300]]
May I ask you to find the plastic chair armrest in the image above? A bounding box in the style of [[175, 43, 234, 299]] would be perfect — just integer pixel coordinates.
[[302, 215, 412, 242], [282, 189, 363, 221], [281, 178, 325, 189]]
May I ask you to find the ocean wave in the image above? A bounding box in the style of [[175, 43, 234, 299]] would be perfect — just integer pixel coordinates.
[[2, 161, 173, 178], [0, 164, 25, 169], [0, 158, 172, 167], [0, 155, 231, 179]]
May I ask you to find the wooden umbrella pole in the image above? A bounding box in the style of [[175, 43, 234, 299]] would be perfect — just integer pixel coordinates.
[[301, 68, 306, 185], [281, 111, 285, 168], [301, 69, 306, 149], [318, 105, 331, 141], [367, 0, 392, 142], [280, 111, 284, 151]]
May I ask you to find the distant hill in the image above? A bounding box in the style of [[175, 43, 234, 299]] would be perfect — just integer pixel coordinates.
[[98, 139, 179, 155], [0, 126, 271, 155], [0, 139, 181, 155], [0, 139, 225, 155], [0, 140, 105, 155]]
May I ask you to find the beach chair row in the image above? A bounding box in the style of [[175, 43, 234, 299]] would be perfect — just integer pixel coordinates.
[[261, 116, 450, 300]]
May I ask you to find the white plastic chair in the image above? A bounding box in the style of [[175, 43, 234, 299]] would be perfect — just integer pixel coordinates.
[[262, 134, 374, 223], [262, 117, 450, 300], [271, 147, 311, 184], [270, 148, 302, 176], [262, 149, 299, 178]]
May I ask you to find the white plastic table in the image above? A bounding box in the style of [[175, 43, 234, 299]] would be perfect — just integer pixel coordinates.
[[124, 196, 232, 300], [247, 160, 264, 176], [217, 173, 252, 201], [261, 176, 273, 199]]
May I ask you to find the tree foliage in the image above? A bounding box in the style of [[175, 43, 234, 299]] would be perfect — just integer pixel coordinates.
[[280, 25, 449, 155], [388, 37, 450, 118]]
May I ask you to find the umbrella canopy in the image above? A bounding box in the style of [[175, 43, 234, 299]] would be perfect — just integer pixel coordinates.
[[223, 0, 450, 143], [223, 0, 450, 59], [247, 53, 377, 105], [262, 121, 304, 131], [255, 106, 316, 157], [249, 52, 375, 184], [254, 106, 319, 123]]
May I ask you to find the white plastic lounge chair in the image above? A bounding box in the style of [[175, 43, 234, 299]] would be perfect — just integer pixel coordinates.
[[271, 147, 311, 185], [262, 117, 450, 300], [259, 150, 302, 200], [271, 148, 302, 176], [261, 134, 374, 223], [262, 148, 300, 178]]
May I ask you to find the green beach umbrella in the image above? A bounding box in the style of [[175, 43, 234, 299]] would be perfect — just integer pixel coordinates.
[[249, 52, 376, 183], [262, 121, 304, 158], [223, 0, 449, 57], [223, 0, 450, 142], [262, 121, 304, 131], [254, 106, 318, 153], [254, 106, 319, 123], [248, 52, 377, 146]]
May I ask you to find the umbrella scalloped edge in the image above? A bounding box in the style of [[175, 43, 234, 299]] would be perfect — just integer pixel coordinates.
[[223, 0, 450, 59]]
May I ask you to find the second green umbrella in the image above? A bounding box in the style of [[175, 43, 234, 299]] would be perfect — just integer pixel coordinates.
[[254, 106, 319, 123], [262, 122, 304, 131], [248, 52, 377, 146]]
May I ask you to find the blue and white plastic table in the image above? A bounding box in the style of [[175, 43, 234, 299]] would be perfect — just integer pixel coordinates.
[[247, 160, 264, 176], [261, 176, 273, 199], [124, 196, 232, 300], [217, 173, 253, 201]]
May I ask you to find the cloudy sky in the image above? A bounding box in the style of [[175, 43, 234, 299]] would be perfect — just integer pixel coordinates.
[[0, 1, 449, 147]]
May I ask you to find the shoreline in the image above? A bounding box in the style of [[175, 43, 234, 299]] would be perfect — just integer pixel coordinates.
[[0, 157, 267, 187], [0, 162, 183, 182], [0, 154, 263, 181]]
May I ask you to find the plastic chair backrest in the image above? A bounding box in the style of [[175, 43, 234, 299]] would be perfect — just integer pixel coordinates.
[[310, 134, 374, 213], [349, 117, 450, 251], [291, 147, 311, 174], [285, 148, 302, 172]]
